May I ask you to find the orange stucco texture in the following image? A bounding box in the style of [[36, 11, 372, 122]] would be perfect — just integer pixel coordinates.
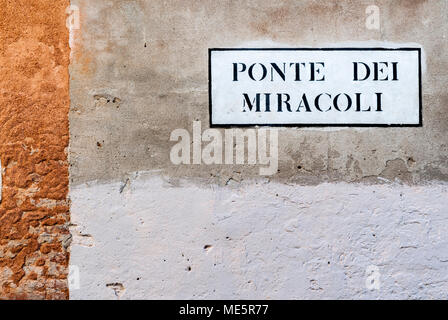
[[0, 0, 70, 299]]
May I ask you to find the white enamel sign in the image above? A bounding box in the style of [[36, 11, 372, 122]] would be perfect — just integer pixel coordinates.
[[209, 48, 422, 127]]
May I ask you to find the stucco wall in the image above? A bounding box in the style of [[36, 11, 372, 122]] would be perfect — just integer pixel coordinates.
[[66, 0, 448, 299], [69, 0, 447, 185], [69, 176, 448, 299], [1, 0, 446, 300]]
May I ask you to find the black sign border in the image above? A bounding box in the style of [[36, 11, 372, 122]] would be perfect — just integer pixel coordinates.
[[208, 47, 422, 128]]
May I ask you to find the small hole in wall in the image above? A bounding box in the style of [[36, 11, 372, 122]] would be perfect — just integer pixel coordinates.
[[186, 266, 192, 271]]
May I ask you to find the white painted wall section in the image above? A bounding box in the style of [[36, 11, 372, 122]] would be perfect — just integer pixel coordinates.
[[69, 174, 448, 299]]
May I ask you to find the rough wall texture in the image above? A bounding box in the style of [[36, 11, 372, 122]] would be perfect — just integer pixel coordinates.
[[0, 0, 443, 299], [67, 0, 448, 299], [69, 0, 448, 185], [70, 176, 448, 299], [0, 0, 70, 299]]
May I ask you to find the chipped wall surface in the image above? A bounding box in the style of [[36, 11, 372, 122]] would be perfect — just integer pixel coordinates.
[[67, 0, 448, 299], [0, 0, 70, 299], [0, 0, 445, 299]]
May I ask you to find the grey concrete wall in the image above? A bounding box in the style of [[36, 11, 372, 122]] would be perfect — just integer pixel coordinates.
[[69, 0, 447, 186], [68, 0, 448, 299]]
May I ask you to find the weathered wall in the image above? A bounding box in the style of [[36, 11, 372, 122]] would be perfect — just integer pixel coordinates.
[[65, 0, 446, 299], [69, 0, 448, 186], [0, 0, 70, 299]]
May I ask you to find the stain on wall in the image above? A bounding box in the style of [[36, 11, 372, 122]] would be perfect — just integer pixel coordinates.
[[0, 0, 70, 299]]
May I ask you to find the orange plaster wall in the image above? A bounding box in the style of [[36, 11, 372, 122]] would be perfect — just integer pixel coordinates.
[[0, 0, 70, 299]]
